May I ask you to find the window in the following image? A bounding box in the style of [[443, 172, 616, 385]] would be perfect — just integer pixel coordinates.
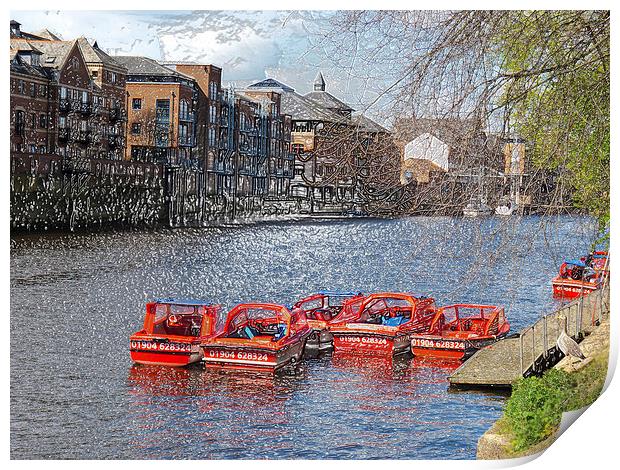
[[18, 80, 25, 94], [14, 110, 25, 134], [179, 123, 188, 144], [82, 90, 88, 103], [209, 127, 217, 147], [209, 81, 218, 97], [210, 104, 217, 123], [155, 100, 171, 147], [31, 113, 37, 129], [39, 84, 47, 98], [131, 123, 141, 135], [60, 86, 67, 99], [132, 98, 142, 110], [30, 83, 36, 97], [39, 114, 47, 128], [92, 70, 98, 78], [179, 100, 189, 120]]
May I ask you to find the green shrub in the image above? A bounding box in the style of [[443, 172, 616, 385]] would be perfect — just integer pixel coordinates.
[[503, 355, 608, 452], [504, 369, 571, 451]]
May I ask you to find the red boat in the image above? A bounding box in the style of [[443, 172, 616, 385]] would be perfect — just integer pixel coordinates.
[[292, 290, 364, 350], [328, 293, 437, 356], [201, 303, 311, 372], [410, 304, 510, 360], [552, 251, 609, 299], [130, 299, 220, 367]]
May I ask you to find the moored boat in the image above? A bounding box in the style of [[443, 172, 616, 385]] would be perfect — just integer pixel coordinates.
[[329, 292, 437, 356], [463, 200, 492, 217], [410, 304, 509, 360], [130, 299, 220, 367], [552, 251, 609, 299], [201, 303, 311, 372], [292, 290, 364, 350]]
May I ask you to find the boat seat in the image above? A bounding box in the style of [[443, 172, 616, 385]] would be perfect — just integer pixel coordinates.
[[382, 316, 406, 327], [273, 324, 287, 340], [244, 326, 256, 339]]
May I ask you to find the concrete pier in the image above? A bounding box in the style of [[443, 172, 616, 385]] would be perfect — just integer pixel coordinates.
[[448, 286, 609, 389]]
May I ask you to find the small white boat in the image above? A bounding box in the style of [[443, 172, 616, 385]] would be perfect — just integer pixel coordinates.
[[495, 202, 515, 216], [463, 200, 492, 217]]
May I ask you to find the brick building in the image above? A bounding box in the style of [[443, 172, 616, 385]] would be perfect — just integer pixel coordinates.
[[247, 73, 399, 214], [114, 56, 198, 166], [10, 21, 128, 171]]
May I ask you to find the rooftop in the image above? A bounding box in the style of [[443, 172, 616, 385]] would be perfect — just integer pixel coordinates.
[[114, 55, 195, 81], [77, 37, 126, 71]]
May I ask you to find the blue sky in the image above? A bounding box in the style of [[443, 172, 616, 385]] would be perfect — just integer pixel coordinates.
[[11, 10, 393, 116]]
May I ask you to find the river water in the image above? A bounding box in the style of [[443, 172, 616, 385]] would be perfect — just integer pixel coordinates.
[[10, 215, 598, 459]]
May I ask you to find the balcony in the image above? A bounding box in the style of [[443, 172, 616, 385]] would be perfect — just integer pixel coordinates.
[[14, 123, 25, 137], [78, 102, 92, 115], [108, 136, 120, 148], [179, 137, 195, 147], [179, 112, 195, 122], [58, 127, 70, 141], [75, 130, 91, 144], [110, 107, 124, 122], [59, 99, 72, 113]]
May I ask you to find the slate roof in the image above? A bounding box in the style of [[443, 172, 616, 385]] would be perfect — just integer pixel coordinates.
[[246, 78, 346, 123], [247, 78, 294, 93], [113, 56, 194, 81], [280, 91, 347, 123], [33, 29, 62, 41], [304, 90, 354, 113], [351, 113, 390, 133], [77, 37, 126, 71], [21, 40, 78, 70], [245, 76, 390, 131], [10, 53, 52, 80], [10, 38, 41, 53]]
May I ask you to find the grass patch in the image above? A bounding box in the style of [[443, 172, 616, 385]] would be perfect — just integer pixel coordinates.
[[503, 351, 608, 452]]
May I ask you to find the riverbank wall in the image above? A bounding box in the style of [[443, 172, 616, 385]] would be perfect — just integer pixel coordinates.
[[10, 154, 299, 232]]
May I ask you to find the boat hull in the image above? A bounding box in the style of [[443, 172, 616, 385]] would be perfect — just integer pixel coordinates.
[[202, 340, 305, 372], [304, 324, 334, 351], [129, 338, 203, 367], [552, 278, 598, 299], [410, 335, 499, 360], [332, 331, 410, 356]]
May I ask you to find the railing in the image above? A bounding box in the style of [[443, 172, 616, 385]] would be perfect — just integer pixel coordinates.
[[110, 108, 125, 122], [75, 130, 91, 144], [58, 127, 70, 141], [78, 102, 92, 115], [59, 99, 72, 112], [519, 283, 610, 376]]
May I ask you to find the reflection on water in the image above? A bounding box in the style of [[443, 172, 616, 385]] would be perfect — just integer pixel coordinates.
[[10, 216, 597, 459]]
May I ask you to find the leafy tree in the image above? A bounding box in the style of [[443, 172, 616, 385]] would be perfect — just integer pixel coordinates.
[[318, 11, 610, 239]]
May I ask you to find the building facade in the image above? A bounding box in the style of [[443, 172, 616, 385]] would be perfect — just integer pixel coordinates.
[[115, 56, 197, 167], [247, 73, 400, 215]]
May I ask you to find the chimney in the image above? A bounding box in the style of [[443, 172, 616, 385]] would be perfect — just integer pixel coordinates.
[[10, 20, 22, 37]]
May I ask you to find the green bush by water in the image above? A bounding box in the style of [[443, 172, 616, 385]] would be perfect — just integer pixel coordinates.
[[503, 354, 608, 452]]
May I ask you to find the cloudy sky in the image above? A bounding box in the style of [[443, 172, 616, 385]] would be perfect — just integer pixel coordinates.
[[11, 10, 395, 120]]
